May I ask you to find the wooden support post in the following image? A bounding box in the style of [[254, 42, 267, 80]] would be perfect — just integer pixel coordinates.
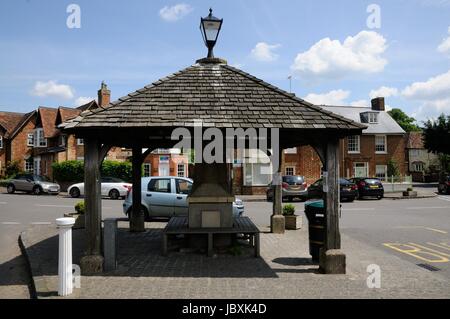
[[271, 146, 285, 233], [130, 146, 145, 232], [320, 138, 346, 274], [79, 137, 104, 274]]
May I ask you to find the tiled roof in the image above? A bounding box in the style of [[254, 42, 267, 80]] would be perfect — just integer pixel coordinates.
[[319, 105, 405, 134], [406, 131, 424, 149], [61, 60, 366, 131], [0, 111, 26, 136], [58, 107, 81, 123], [76, 100, 99, 112], [38, 107, 59, 138]]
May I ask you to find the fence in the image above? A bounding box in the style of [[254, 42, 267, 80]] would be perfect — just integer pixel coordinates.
[[382, 175, 413, 193]]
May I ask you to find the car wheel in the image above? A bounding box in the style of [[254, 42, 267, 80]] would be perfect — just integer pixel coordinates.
[[69, 187, 80, 198], [377, 195, 383, 200], [6, 184, 15, 194], [33, 186, 42, 195], [348, 197, 355, 202], [109, 189, 120, 200]]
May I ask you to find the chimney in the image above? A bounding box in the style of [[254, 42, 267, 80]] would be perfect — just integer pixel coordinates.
[[98, 81, 111, 107], [371, 97, 385, 111]]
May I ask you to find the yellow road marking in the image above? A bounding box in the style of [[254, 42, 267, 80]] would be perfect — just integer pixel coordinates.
[[383, 243, 449, 263], [392, 226, 447, 234], [424, 227, 447, 234], [427, 243, 450, 251], [409, 243, 450, 257]]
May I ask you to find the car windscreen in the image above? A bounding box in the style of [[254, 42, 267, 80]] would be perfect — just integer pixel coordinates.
[[364, 179, 381, 184], [339, 178, 352, 185], [102, 177, 124, 183], [34, 176, 50, 182], [283, 176, 304, 185]]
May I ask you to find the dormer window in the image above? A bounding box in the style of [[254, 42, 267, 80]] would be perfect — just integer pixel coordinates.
[[361, 111, 379, 124], [368, 112, 378, 123]]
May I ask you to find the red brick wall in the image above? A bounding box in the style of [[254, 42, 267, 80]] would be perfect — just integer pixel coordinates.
[[10, 119, 35, 171], [341, 135, 406, 178]]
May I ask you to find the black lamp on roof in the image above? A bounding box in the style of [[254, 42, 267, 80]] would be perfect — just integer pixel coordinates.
[[199, 8, 223, 58]]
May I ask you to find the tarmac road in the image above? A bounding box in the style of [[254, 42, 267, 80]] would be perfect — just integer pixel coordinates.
[[0, 191, 449, 298]]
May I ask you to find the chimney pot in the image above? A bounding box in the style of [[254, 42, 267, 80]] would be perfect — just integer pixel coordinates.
[[371, 97, 385, 111]]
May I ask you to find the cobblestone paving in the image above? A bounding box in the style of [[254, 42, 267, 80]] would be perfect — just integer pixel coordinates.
[[22, 222, 450, 299]]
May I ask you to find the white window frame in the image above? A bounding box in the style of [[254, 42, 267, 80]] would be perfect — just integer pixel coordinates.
[[143, 163, 151, 177], [0, 135, 3, 149], [375, 135, 387, 154], [412, 162, 424, 172], [285, 166, 295, 176], [284, 147, 297, 154], [77, 138, 84, 146], [368, 112, 379, 124], [347, 135, 360, 154], [34, 128, 47, 148], [375, 165, 387, 181], [353, 162, 369, 178], [177, 164, 186, 177], [24, 158, 34, 173], [27, 133, 34, 147]]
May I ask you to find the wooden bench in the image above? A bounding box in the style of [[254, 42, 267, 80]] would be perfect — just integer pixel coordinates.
[[162, 216, 260, 257]]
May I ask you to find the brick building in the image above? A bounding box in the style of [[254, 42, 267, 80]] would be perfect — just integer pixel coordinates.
[[0, 83, 130, 179], [233, 97, 407, 195]]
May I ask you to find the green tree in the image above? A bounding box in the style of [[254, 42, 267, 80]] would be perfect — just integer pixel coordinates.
[[387, 159, 400, 178], [423, 114, 450, 171], [387, 108, 421, 132]]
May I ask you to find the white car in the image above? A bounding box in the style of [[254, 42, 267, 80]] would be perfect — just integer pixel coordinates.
[[123, 176, 244, 220], [68, 177, 132, 200]]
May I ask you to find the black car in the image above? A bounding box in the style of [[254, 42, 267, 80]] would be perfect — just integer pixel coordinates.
[[307, 178, 358, 202], [438, 173, 450, 194], [349, 177, 384, 199]]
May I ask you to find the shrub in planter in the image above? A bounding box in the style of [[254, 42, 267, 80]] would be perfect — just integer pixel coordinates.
[[74, 201, 85, 214], [283, 204, 302, 230], [282, 204, 296, 216], [65, 201, 86, 229]]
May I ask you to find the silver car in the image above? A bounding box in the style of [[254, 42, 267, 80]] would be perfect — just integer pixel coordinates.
[[123, 176, 244, 220], [6, 174, 60, 195]]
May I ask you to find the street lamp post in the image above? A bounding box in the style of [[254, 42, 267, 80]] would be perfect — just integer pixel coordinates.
[[200, 8, 223, 58]]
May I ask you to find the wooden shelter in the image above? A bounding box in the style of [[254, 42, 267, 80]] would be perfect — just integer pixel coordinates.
[[61, 57, 366, 274]]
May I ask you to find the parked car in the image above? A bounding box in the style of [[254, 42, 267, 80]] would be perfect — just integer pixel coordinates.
[[6, 174, 60, 195], [266, 175, 308, 202], [438, 173, 450, 194], [307, 178, 358, 202], [123, 176, 244, 220], [68, 177, 132, 199], [349, 177, 384, 199]]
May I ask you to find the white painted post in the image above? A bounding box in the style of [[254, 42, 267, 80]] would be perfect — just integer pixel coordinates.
[[56, 217, 75, 296]]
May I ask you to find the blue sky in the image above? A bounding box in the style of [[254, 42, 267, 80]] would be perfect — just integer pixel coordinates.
[[1, 0, 449, 122]]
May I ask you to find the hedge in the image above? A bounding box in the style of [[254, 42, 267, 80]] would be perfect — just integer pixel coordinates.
[[52, 160, 133, 183]]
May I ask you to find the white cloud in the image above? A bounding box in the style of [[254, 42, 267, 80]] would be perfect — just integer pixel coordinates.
[[291, 31, 388, 80], [437, 26, 450, 54], [159, 4, 193, 22], [369, 86, 398, 99], [402, 70, 450, 100], [304, 89, 350, 105], [251, 42, 281, 62], [31, 80, 74, 100], [74, 96, 95, 106], [402, 70, 450, 119], [350, 99, 369, 107]]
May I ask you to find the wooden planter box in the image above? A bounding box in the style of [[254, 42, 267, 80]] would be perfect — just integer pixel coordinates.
[[64, 212, 85, 229], [402, 191, 418, 197], [284, 215, 302, 230]]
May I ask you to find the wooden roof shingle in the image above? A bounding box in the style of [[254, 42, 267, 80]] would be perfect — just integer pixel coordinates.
[[61, 60, 366, 132]]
